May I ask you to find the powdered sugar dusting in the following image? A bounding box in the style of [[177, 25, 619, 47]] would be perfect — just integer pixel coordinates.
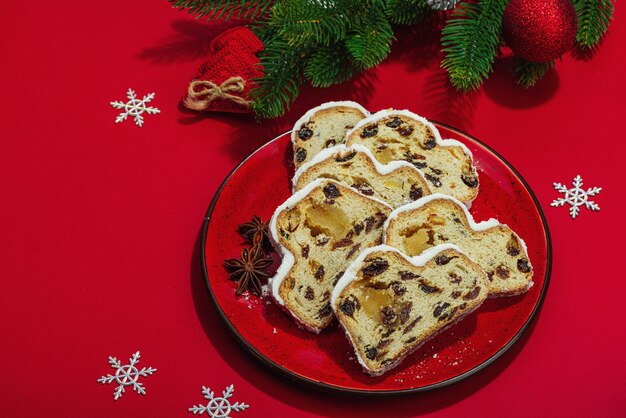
[[331, 243, 463, 307], [345, 108, 474, 161], [291, 143, 427, 191], [291, 101, 369, 145], [268, 178, 391, 332], [269, 179, 328, 306], [383, 193, 500, 235]]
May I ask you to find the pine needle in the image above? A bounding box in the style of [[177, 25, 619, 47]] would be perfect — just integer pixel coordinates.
[[573, 0, 614, 49], [385, 0, 432, 25], [270, 1, 356, 47], [441, 0, 506, 92], [345, 3, 394, 70], [169, 0, 273, 21], [514, 58, 554, 88], [249, 36, 306, 118], [304, 44, 356, 87]]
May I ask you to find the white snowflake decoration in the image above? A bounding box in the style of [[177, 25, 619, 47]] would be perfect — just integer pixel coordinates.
[[110, 88, 160, 127], [97, 351, 157, 400], [551, 175, 602, 219], [188, 384, 249, 417]]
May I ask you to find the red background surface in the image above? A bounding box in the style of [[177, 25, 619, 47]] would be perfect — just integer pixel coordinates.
[[1, 2, 624, 417]]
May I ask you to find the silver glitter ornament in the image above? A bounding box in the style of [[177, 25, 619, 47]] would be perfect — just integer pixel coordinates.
[[426, 0, 460, 11]]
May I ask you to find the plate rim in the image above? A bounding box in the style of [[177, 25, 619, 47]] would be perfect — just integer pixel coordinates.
[[200, 122, 553, 396]]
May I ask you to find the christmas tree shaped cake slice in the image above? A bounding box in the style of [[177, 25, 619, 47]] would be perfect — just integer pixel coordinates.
[[384, 194, 533, 297], [292, 101, 369, 169], [345, 109, 479, 206], [270, 179, 392, 333], [332, 244, 489, 376], [292, 144, 432, 209]]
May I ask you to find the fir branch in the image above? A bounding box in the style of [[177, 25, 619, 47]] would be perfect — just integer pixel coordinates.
[[249, 15, 275, 42], [304, 43, 356, 87], [270, 1, 373, 47], [385, 0, 431, 25], [514, 58, 554, 88], [169, 0, 273, 21], [345, 2, 394, 70], [574, 0, 614, 49], [249, 36, 307, 118], [269, 1, 349, 47], [441, 0, 506, 92]]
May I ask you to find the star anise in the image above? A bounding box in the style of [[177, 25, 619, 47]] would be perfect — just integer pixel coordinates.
[[238, 215, 271, 249], [223, 245, 273, 296]]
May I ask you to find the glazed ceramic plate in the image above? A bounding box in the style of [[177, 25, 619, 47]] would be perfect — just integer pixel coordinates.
[[201, 123, 551, 394]]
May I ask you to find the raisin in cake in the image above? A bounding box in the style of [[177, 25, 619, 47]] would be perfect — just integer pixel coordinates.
[[332, 244, 488, 376], [269, 178, 392, 333], [292, 144, 432, 209], [384, 194, 533, 297], [345, 109, 478, 206], [292, 101, 369, 169]]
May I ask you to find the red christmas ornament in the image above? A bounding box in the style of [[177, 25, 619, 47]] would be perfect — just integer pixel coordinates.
[[502, 0, 578, 62], [183, 27, 264, 113]]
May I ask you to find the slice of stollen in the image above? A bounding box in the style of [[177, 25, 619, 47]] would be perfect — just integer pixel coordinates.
[[331, 244, 489, 376], [292, 101, 369, 169], [269, 178, 392, 333], [384, 194, 533, 297], [292, 144, 432, 209], [345, 109, 478, 206]]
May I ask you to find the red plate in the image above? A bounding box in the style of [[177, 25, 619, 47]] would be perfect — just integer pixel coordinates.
[[202, 123, 551, 394]]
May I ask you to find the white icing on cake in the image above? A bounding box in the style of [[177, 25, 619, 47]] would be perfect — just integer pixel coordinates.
[[330, 243, 465, 373], [331, 243, 463, 306], [269, 178, 391, 331], [345, 108, 475, 161], [290, 101, 370, 145], [269, 179, 328, 307], [382, 193, 501, 236], [291, 143, 427, 192], [383, 194, 533, 293]]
